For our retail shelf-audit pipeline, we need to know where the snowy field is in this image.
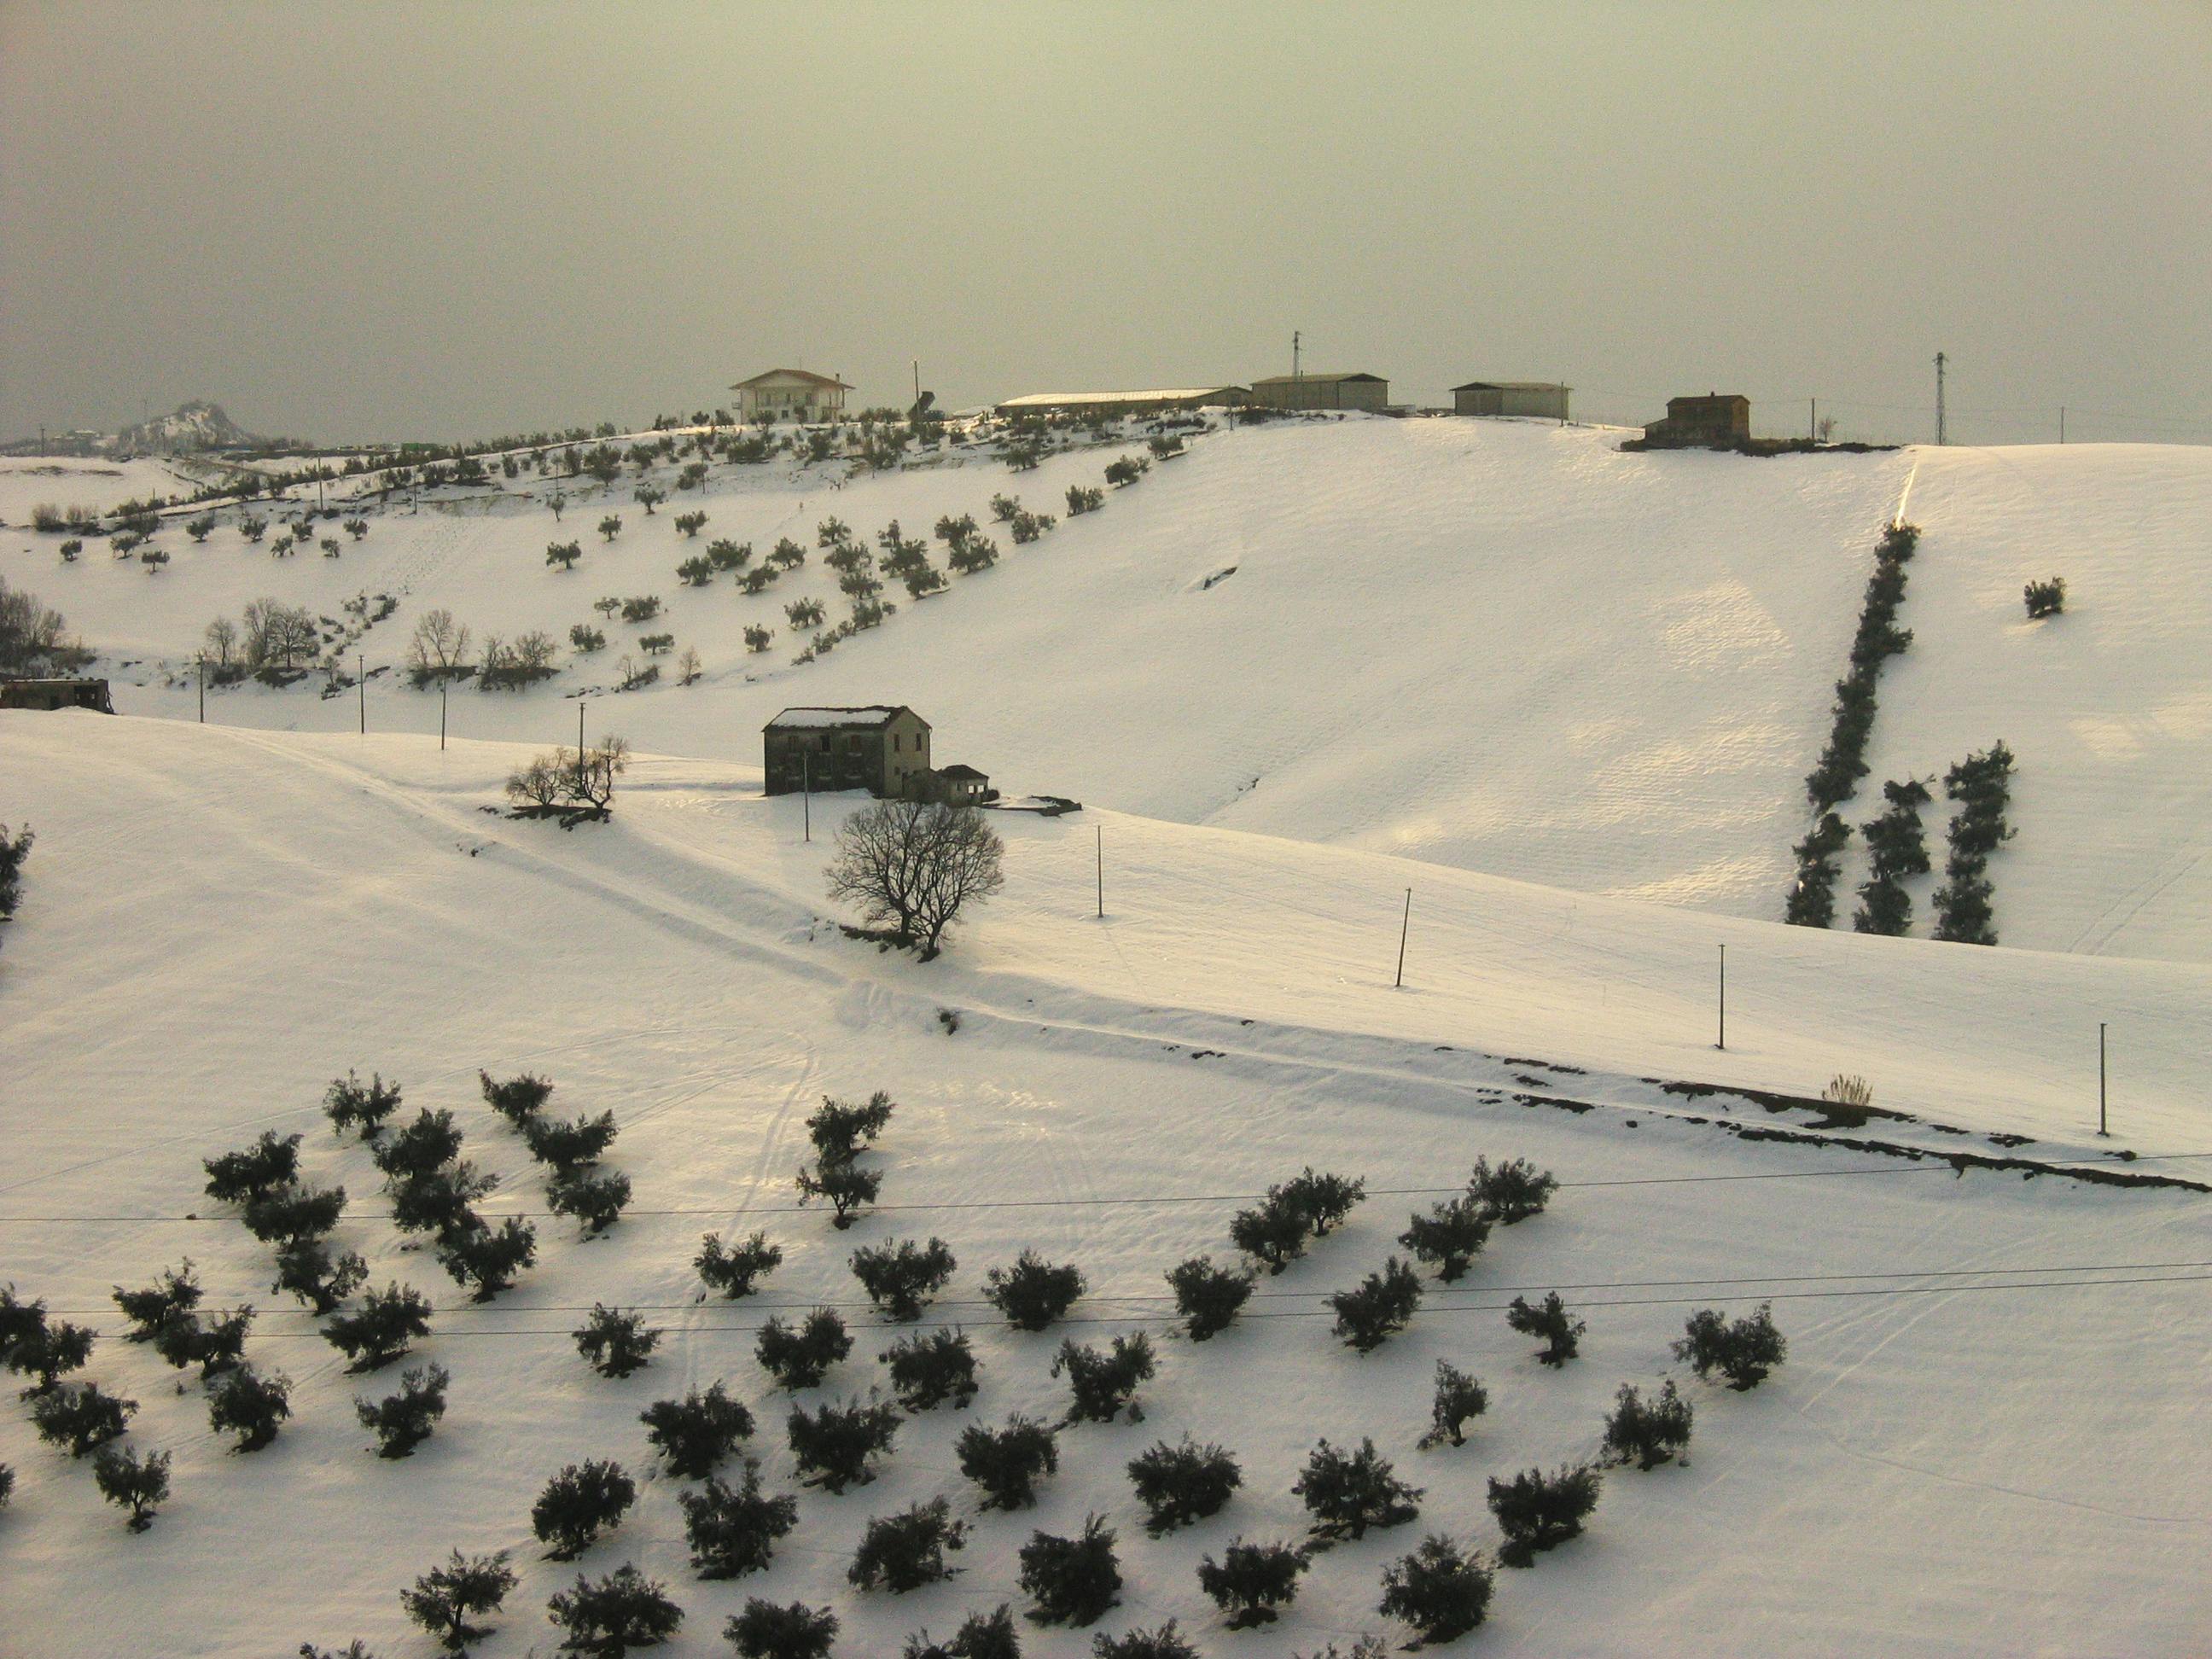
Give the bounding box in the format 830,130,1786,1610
3,417,2203,959
3,717,2209,1656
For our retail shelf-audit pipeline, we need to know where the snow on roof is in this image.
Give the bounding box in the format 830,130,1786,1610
995,388,1242,409
763,705,917,730
731,369,855,391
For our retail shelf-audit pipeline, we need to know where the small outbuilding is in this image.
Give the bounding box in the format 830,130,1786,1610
928,764,992,806
763,705,931,798
1642,393,1751,448
1249,371,1388,412
731,369,855,424
0,678,114,713
1453,381,1570,422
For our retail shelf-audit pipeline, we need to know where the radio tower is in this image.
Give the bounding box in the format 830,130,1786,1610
1934,352,1947,446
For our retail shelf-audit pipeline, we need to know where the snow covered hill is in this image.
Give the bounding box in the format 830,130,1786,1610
4,417,2207,961
3,717,2209,1656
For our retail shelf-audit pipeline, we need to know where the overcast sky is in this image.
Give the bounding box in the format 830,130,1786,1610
3,1,2207,446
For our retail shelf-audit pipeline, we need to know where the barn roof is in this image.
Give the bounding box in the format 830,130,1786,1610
1250,371,1385,386
994,387,1243,409
1452,380,1571,393
764,704,923,731
938,763,988,781
731,369,855,391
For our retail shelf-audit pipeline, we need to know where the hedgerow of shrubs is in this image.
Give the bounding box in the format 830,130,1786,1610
1804,521,1919,815
1784,811,1853,928
1854,777,1932,934
1932,742,2016,946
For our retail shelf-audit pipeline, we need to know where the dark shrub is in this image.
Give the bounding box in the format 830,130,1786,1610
371,1109,463,1183
1600,1379,1693,1470
958,1414,1058,1510
1398,1195,1492,1281
0,1284,48,1359
1505,1292,1584,1366
1091,1624,1196,1659
696,1230,783,1298
807,1090,894,1164
327,1070,403,1138
390,1164,496,1241
2023,576,2066,618
1330,1256,1423,1352
436,1216,538,1301
153,1305,253,1380
533,1459,637,1559
794,1160,881,1228
850,1496,969,1592
480,1066,553,1132
725,1598,835,1659
243,1183,347,1245
0,1463,11,1508
901,1604,1020,1659
1280,1167,1365,1235
1487,1464,1601,1566
641,1382,753,1478
113,1260,203,1341
1673,1303,1787,1389
1126,1437,1241,1535
681,1460,799,1580
325,1283,432,1371
1786,812,1854,928
1164,1255,1252,1340
1197,1538,1308,1628
1228,1193,1307,1274
1052,1332,1155,1424
273,1238,368,1313
879,1327,979,1411
983,1250,1085,1331
1378,1534,1493,1645
402,1548,517,1653
755,1308,851,1390
1469,1156,1556,1224
356,1362,450,1457
787,1394,901,1493
1017,1515,1121,1627
93,1445,170,1531
851,1237,957,1320
524,1110,620,1175
548,1564,682,1654
1293,1438,1423,1542
32,1382,135,1455
575,1304,661,1378
208,1364,293,1451
548,1169,632,1235
204,1130,304,1204
1417,1361,1489,1449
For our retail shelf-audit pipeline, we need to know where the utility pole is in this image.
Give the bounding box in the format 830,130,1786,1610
1096,824,1103,919
802,750,812,842
1934,352,1947,446
1809,398,1816,442
196,654,205,723
439,684,446,751
2098,1022,2109,1136
2060,406,2066,445
1716,944,1726,1050
1394,888,1412,988
1292,329,1301,382
357,654,365,734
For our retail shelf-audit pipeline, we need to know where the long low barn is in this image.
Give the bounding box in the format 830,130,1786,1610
1454,380,1571,421
993,387,1249,420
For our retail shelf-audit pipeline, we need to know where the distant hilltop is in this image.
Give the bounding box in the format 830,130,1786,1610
3,399,283,458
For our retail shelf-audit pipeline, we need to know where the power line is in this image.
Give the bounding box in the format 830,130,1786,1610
71,1266,2212,1347
4,1147,2196,1228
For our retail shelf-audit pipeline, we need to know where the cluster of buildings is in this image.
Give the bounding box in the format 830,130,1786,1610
761,706,989,806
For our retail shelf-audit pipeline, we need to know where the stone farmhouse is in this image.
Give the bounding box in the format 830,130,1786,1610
761,706,992,805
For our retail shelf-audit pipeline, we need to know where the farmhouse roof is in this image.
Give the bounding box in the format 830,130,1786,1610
731,369,856,391
763,704,923,731
1452,380,1572,393
938,763,988,781
1249,371,1384,387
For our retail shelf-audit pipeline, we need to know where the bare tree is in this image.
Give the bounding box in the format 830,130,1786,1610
826,800,1005,959
408,609,471,683
202,616,238,670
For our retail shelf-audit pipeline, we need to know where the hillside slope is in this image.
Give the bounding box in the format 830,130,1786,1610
3,719,2209,1657
7,419,2207,959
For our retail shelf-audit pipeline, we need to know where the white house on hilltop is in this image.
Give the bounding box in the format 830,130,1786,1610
731,368,855,422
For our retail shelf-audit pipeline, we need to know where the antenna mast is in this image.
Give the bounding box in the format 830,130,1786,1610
1292,330,1301,381
1934,352,1947,446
